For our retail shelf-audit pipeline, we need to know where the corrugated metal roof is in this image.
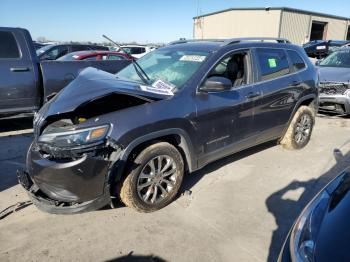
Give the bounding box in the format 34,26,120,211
193,7,350,21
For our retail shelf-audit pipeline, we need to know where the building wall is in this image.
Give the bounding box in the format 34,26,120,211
280,10,349,44
310,14,348,40
194,9,350,44
279,11,310,45
194,10,281,39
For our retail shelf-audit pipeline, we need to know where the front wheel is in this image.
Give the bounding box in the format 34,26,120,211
119,142,184,212
280,105,315,149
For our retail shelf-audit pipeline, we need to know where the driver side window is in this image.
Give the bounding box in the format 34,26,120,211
208,52,249,88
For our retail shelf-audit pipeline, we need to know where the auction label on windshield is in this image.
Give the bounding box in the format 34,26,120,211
180,55,206,62
140,79,175,96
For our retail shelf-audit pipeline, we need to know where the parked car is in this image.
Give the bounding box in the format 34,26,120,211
17,37,318,214
33,41,47,50
278,168,350,262
317,48,350,115
119,45,156,58
57,50,134,61
0,27,131,118
36,43,109,60
303,40,350,58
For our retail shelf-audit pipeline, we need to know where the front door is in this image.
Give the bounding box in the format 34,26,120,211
0,30,38,114
194,50,259,167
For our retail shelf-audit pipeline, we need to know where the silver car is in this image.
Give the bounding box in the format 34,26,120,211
317,48,350,115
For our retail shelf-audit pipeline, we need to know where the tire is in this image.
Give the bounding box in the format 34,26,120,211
280,105,315,150
119,142,184,212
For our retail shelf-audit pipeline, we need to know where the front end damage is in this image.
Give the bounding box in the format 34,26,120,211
18,120,122,214
318,82,350,115
18,91,154,214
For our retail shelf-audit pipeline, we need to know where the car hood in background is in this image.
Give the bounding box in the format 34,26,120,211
318,66,350,83
314,171,350,262
42,67,169,117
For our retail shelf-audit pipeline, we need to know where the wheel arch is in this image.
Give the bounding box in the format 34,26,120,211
290,93,316,120
108,128,196,186
280,93,317,141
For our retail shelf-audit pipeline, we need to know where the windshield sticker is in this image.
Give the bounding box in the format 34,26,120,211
140,85,174,95
316,45,326,50
268,58,277,68
152,79,175,91
180,55,206,62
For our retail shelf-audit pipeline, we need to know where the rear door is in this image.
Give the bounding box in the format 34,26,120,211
0,29,39,114
251,48,302,143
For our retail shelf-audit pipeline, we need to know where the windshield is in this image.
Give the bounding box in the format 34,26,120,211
36,44,54,56
115,48,209,89
319,50,350,68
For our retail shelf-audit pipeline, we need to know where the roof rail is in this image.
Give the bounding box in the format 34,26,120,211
168,39,226,45
168,37,291,46
223,37,291,45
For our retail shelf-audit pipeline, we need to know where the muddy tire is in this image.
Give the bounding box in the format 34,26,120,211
120,142,184,212
280,105,315,150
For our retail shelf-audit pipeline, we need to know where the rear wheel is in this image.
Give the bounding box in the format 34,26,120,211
280,105,315,149
120,142,184,212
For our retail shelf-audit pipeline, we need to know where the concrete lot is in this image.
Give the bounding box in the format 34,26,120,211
0,115,350,262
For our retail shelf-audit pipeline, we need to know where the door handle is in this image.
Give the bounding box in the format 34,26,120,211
10,67,29,72
289,81,301,87
246,92,261,99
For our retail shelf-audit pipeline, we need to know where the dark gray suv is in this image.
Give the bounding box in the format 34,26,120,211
18,38,319,213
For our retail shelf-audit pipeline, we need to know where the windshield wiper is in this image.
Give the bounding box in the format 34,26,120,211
102,34,151,85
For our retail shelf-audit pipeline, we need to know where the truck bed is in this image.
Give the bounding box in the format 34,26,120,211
40,60,131,101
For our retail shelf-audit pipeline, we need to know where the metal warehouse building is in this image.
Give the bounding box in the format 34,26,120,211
193,7,350,45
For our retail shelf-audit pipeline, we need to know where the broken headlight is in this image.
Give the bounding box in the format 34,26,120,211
38,125,110,148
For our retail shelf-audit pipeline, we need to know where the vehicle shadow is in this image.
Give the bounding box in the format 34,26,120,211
105,252,167,262
266,148,350,262
180,140,277,194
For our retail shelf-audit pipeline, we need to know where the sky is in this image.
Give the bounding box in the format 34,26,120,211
1,0,350,44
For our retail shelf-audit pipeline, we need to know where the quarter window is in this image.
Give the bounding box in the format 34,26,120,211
256,49,290,81
287,50,306,71
0,31,20,58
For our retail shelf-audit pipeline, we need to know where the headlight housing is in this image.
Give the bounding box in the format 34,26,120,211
38,124,110,149
289,190,329,262
289,172,348,262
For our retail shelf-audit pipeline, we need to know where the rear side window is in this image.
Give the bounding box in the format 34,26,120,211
0,31,20,58
130,47,145,54
256,48,290,81
287,50,306,71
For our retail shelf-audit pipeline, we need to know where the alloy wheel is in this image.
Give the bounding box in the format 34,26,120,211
294,114,312,145
137,155,178,204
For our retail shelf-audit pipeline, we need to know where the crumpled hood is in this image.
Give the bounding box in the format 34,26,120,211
318,66,350,83
42,67,168,117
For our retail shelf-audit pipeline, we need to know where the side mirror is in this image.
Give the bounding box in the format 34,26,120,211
200,76,232,92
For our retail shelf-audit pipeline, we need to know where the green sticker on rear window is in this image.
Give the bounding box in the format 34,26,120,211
268,58,277,68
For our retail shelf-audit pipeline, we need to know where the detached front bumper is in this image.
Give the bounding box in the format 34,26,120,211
17,143,112,214
319,94,350,115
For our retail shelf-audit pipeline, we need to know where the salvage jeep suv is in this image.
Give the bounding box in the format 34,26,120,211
18,38,319,213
